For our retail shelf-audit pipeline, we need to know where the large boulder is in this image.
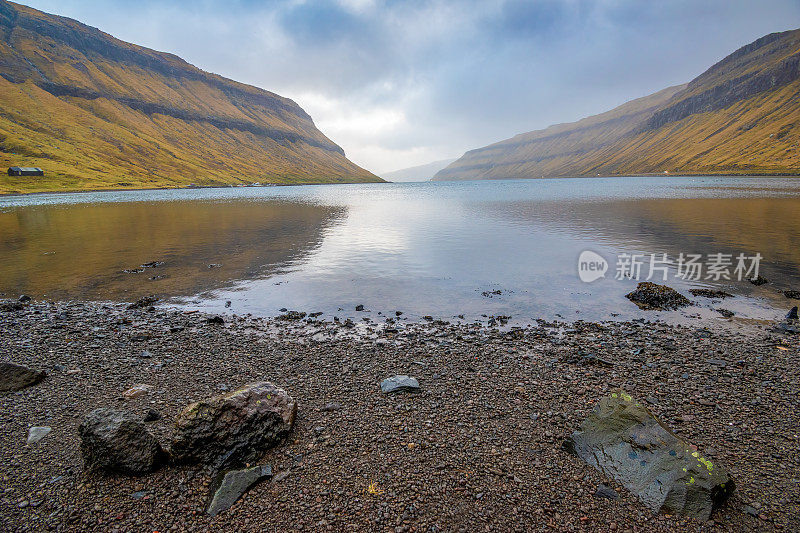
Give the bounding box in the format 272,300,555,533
79,408,165,475
171,382,296,469
626,282,690,310
0,362,46,393
564,390,734,520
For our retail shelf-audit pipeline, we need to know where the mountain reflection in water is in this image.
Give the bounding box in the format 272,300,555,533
1,177,800,323
0,200,344,301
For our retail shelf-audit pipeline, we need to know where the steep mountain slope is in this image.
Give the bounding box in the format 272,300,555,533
0,1,380,194
382,158,457,182
435,28,800,180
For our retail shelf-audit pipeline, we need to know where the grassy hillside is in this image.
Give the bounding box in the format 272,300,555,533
435,28,800,180
0,1,380,194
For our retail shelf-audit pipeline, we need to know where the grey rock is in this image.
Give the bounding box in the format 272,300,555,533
380,375,420,394
79,408,164,475
787,306,799,320
207,465,273,516
743,505,759,517
27,426,51,444
594,483,619,500
320,402,343,412
564,390,734,520
0,362,46,393
171,382,296,469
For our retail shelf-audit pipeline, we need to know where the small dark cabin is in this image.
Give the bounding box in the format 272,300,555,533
7,167,44,177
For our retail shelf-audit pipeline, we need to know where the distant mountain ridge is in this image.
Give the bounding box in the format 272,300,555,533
0,1,380,194
382,158,457,182
435,28,800,180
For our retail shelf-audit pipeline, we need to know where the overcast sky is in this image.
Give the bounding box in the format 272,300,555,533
23,0,800,174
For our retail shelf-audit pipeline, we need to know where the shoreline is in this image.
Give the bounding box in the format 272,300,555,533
3,173,800,198
1,299,798,531
0,179,386,199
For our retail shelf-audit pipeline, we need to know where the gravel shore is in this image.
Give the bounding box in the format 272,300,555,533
1,301,798,531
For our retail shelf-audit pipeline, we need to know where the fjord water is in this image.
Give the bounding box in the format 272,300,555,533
1,177,799,324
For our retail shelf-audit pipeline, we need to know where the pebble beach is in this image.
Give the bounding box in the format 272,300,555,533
1,300,799,531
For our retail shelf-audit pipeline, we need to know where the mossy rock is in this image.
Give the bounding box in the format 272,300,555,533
565,390,734,520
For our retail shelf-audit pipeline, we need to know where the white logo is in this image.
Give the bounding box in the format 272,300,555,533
578,250,608,283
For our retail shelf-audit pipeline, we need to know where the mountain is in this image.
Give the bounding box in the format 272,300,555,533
435,28,800,181
0,1,380,194
382,158,457,182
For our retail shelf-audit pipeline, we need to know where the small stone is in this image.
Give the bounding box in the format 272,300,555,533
689,289,733,299
127,295,159,309
320,402,343,412
594,484,619,500
207,316,225,325
743,505,759,517
380,375,420,394
356,304,365,311
749,275,769,286
784,290,800,300
787,306,799,320
123,384,152,399
27,426,51,444
277,311,306,320
207,465,273,516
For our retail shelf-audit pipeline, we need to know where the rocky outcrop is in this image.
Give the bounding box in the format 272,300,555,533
565,391,734,520
626,282,691,310
0,362,46,393
79,408,165,475
171,382,296,469
645,31,800,131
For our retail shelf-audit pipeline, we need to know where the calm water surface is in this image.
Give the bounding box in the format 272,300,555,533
2,177,800,324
